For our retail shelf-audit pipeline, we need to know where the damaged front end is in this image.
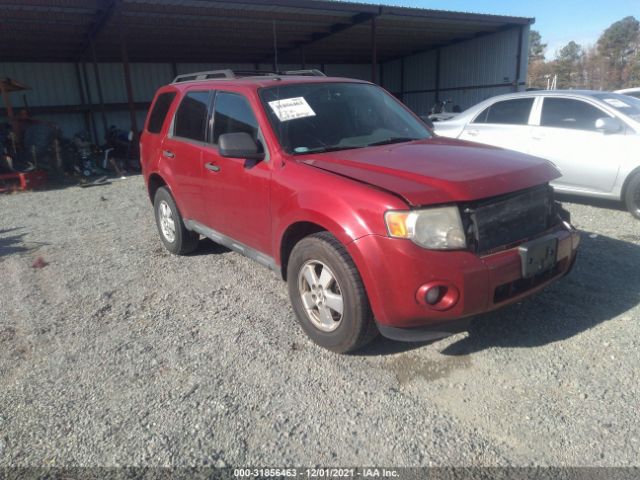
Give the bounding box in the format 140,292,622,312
458,184,573,255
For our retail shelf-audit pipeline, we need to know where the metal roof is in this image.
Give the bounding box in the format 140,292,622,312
0,0,534,64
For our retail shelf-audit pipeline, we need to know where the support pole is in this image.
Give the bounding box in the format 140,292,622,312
370,16,377,84
272,20,279,72
90,39,109,141
400,56,405,101
75,62,98,143
1,85,14,121
435,48,441,103
300,46,306,70
0,85,18,145
117,1,138,137
515,25,524,92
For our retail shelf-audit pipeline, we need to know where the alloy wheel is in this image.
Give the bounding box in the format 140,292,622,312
158,200,176,243
297,260,344,332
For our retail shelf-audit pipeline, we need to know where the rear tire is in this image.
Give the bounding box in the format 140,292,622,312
153,186,199,255
624,172,640,219
287,232,378,353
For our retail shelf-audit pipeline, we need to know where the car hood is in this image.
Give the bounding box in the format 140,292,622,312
297,137,560,206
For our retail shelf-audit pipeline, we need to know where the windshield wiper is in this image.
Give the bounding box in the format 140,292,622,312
293,145,363,155
293,137,421,155
365,137,419,147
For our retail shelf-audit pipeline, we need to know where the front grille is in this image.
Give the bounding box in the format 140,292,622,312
462,185,556,254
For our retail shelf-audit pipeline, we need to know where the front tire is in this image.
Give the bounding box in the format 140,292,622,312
153,186,199,255
625,172,640,219
287,232,378,353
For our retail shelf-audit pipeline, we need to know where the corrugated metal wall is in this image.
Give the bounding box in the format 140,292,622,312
0,63,82,106
381,26,529,116
0,61,378,141
1,26,527,139
0,62,88,142
439,28,520,88
381,58,401,94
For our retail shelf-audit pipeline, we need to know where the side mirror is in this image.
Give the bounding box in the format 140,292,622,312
218,132,264,160
595,117,622,134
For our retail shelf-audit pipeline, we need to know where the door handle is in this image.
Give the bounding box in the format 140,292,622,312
162,150,175,158
205,162,220,172
466,129,479,137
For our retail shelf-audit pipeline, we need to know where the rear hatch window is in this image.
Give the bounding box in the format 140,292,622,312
147,92,176,133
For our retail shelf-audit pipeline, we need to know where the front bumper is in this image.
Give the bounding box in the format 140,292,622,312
346,224,579,335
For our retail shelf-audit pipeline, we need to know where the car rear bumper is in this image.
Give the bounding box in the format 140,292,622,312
346,224,579,335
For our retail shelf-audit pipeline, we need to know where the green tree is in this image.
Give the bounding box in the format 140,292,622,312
597,16,640,89
622,29,640,86
529,30,547,62
555,41,585,88
527,30,548,88
625,60,640,85
583,46,608,90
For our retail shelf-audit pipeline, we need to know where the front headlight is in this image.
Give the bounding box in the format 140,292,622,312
385,206,467,250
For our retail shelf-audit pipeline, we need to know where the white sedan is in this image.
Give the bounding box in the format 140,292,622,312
434,90,640,218
615,87,640,100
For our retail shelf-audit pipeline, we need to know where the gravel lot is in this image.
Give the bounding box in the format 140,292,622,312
1,176,639,467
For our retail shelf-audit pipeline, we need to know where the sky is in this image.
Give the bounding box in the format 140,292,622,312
374,0,640,59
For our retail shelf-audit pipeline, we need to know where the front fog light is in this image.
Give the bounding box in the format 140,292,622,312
416,282,459,310
425,286,441,305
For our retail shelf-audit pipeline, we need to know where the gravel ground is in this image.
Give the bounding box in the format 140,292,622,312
0,176,639,467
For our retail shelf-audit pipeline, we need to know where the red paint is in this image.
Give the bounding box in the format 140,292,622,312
415,282,460,311
141,76,579,331
0,169,47,192
299,137,560,206
346,227,577,328
31,256,48,269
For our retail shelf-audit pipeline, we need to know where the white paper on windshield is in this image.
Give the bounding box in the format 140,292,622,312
603,98,631,108
268,97,316,122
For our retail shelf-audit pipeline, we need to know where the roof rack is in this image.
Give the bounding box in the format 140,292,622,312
280,69,326,77
172,69,326,83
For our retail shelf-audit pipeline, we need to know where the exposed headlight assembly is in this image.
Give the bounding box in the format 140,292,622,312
385,206,467,250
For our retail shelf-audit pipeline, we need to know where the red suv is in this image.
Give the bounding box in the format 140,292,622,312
141,70,579,353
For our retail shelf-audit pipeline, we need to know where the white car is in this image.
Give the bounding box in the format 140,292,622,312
615,87,640,100
434,90,640,218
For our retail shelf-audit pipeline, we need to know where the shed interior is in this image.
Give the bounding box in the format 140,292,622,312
0,0,532,141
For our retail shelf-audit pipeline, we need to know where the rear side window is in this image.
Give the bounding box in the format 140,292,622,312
173,91,210,141
212,92,258,144
541,98,607,131
147,92,176,133
473,98,534,125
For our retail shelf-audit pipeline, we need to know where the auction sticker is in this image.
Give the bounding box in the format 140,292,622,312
268,97,316,122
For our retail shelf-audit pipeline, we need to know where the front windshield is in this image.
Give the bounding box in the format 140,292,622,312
593,92,640,121
259,82,432,154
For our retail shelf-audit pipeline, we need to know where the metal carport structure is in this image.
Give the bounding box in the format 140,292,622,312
0,0,533,142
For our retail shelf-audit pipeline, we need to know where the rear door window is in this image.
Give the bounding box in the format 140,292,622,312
541,98,608,131
173,91,211,142
473,98,534,125
147,92,176,134
212,92,259,144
